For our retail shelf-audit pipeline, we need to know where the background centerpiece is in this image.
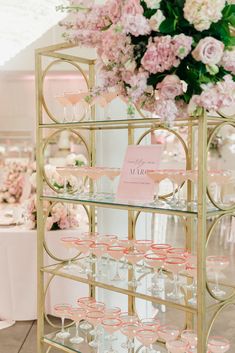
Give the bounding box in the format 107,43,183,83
59,0,235,124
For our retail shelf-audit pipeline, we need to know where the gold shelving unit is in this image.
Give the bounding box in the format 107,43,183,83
36,43,235,353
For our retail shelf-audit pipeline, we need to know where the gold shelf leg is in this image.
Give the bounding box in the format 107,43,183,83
36,51,45,353
197,113,208,353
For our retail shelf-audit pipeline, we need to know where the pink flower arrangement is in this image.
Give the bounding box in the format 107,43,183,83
24,195,79,230
59,0,235,123
0,162,27,204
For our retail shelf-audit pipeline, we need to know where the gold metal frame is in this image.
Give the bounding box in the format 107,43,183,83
36,43,235,353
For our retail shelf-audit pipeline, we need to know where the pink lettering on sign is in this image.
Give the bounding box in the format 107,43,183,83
117,145,163,202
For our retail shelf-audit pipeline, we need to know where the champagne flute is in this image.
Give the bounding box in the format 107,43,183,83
54,303,72,339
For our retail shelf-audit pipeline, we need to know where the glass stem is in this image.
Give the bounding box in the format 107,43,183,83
75,322,79,337
154,183,159,204
215,271,219,291
177,184,181,204
173,273,179,297
115,260,120,278
171,181,176,202
61,317,65,333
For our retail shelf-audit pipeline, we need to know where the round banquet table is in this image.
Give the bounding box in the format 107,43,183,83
0,226,88,321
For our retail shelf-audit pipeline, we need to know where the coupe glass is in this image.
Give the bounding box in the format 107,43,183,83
68,307,86,344
74,239,94,274
135,240,153,274
151,243,172,279
119,313,139,349
165,256,186,300
103,168,121,198
206,256,229,297
170,171,187,208
124,249,145,288
54,303,72,339
60,237,79,271
107,245,125,281
77,297,95,331
55,95,71,123
86,310,105,348
90,242,108,277
95,91,117,120
166,339,189,353
87,301,105,336
186,263,197,306
145,253,167,292
181,330,197,353
102,318,122,353
120,322,140,350
56,167,72,196
64,92,86,122
97,234,118,266
80,232,99,264
85,167,105,198
167,248,189,258
147,171,168,207
118,239,133,270
158,325,180,346
136,328,159,353
207,336,230,353
140,318,160,331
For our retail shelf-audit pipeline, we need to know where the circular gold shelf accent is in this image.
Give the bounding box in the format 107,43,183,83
42,59,89,124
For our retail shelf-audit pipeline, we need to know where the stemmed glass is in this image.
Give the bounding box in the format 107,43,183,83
119,313,139,349
158,325,180,349
55,95,71,123
165,256,187,300
124,249,145,288
107,245,126,281
147,171,168,207
97,234,118,267
207,336,230,353
60,237,79,271
166,339,189,353
136,328,159,353
86,310,105,348
54,304,72,339
94,91,117,120
121,322,140,350
74,239,94,274
145,253,167,292
64,92,86,122
90,242,108,278
77,297,95,331
140,318,160,331
87,301,105,338
85,167,105,199
81,231,99,264
170,171,187,208
103,168,121,198
151,243,172,279
68,307,86,344
186,263,197,306
56,167,72,196
102,318,122,353
118,239,133,270
206,256,229,297
181,330,197,353
135,240,153,274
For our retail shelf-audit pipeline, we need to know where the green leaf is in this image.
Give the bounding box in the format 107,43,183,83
159,18,176,33
228,13,235,26
222,4,235,18
224,35,235,46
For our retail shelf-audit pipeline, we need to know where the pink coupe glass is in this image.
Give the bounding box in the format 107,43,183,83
145,253,167,292
207,336,230,353
136,328,159,353
55,94,70,123
121,322,140,350
60,237,79,271
147,170,168,207
158,324,180,343
124,249,145,288
206,256,229,297
74,239,94,274
165,256,186,300
181,330,197,353
135,240,153,274
166,339,189,353
90,242,108,277
86,310,104,348
103,168,121,198
68,307,86,344
102,318,122,353
186,263,197,306
77,297,95,331
151,243,172,278
54,303,72,339
107,245,125,281
64,92,86,122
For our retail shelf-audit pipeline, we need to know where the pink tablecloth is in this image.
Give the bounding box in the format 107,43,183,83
0,227,88,321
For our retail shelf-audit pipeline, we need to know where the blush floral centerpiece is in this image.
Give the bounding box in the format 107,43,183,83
58,0,235,124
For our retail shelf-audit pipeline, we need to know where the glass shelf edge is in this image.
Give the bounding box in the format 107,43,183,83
41,265,197,314
43,337,81,353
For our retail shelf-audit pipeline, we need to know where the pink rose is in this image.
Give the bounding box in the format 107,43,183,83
123,0,143,15
157,75,184,99
192,37,224,65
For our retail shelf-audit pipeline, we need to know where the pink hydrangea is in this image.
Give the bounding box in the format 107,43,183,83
184,0,226,31
123,0,144,15
220,49,235,74
141,36,180,74
125,70,149,102
122,14,151,36
107,0,122,23
173,34,193,59
155,99,178,124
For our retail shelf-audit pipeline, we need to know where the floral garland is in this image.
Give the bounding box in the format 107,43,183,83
59,0,235,123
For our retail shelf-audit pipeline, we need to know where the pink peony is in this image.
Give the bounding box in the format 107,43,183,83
141,36,180,74
107,0,122,23
192,37,224,65
220,49,235,74
157,75,184,99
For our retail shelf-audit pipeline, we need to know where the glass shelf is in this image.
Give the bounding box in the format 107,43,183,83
41,192,220,217
44,327,167,353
